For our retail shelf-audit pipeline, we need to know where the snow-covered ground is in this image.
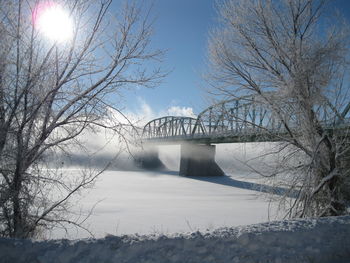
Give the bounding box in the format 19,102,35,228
2,215,349,263
51,169,280,239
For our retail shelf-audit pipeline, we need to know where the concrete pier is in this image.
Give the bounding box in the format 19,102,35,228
179,144,224,177
135,145,165,170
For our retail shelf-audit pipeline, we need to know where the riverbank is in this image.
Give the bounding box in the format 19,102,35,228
1,215,349,263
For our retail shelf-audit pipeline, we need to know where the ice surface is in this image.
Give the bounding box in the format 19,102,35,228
50,169,279,239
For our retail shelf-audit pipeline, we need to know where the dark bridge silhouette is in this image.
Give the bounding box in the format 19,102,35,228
140,94,350,178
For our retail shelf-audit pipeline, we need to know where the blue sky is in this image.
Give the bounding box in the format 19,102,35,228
120,0,350,118
122,0,215,115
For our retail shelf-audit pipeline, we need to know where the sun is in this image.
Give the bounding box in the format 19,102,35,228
33,2,73,43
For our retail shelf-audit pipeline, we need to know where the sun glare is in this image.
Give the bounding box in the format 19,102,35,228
33,2,73,43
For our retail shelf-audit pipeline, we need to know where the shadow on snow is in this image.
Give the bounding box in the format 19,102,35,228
159,170,296,198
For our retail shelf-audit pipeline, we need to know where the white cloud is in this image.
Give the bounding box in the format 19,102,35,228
166,106,196,118
107,98,156,126
138,98,155,121
111,97,197,125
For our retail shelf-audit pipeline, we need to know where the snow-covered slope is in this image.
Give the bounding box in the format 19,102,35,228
1,216,349,263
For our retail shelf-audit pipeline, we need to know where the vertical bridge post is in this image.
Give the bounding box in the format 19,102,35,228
179,144,224,177
136,145,164,170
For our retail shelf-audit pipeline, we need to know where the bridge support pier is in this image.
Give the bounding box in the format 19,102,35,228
179,144,224,177
135,145,165,170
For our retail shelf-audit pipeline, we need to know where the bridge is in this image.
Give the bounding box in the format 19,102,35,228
139,93,350,176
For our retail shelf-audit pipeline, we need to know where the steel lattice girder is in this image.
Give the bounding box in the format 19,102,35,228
142,94,350,143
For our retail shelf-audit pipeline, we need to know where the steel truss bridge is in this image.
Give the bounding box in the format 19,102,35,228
142,94,350,144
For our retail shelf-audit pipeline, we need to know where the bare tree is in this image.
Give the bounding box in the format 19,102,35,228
0,0,163,238
208,0,350,218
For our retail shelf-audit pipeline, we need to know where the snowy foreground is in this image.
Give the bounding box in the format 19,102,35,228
1,215,349,263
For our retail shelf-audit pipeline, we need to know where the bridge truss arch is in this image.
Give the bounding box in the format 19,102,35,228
142,94,350,144
142,116,205,141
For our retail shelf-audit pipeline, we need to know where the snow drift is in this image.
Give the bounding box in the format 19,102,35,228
1,215,349,263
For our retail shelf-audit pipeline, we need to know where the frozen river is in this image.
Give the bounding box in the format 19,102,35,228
51,169,279,239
